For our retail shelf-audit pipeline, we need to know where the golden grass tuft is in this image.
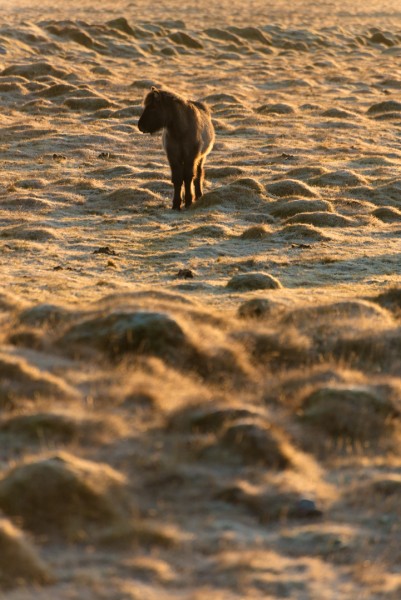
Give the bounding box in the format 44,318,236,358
240,224,271,239
298,384,400,448
0,353,79,408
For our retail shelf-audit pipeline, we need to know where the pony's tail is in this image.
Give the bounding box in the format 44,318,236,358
192,100,211,114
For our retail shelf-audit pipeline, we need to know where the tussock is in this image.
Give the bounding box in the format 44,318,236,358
308,169,367,187
238,297,284,319
266,179,318,198
0,411,122,445
1,224,59,241
370,287,401,314
298,384,400,446
58,306,253,385
277,223,330,241
0,452,130,539
0,519,52,588
240,224,271,239
284,211,355,227
270,198,334,218
226,271,282,291
217,420,293,468
168,403,260,433
18,302,73,326
371,206,401,222
194,178,269,210
282,300,392,336
235,326,312,368
97,520,180,549
0,353,79,408
346,475,401,514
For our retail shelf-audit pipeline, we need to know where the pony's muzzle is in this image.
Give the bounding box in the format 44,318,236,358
138,117,150,133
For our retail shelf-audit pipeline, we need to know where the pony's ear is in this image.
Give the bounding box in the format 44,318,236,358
151,86,160,96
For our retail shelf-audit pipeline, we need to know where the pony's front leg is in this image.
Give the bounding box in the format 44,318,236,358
183,160,195,208
170,162,184,210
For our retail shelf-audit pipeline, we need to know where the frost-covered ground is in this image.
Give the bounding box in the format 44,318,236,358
1,1,401,598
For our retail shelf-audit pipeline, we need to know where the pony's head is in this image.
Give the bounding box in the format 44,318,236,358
138,87,166,134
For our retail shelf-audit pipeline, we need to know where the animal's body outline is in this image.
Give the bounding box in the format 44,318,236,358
138,87,215,210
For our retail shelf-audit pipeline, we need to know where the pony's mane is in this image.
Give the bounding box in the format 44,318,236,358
144,87,211,114
159,89,187,104
145,87,187,106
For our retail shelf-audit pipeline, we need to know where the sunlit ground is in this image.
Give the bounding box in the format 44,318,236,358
0,1,401,599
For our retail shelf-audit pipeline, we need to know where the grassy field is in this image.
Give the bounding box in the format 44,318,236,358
0,1,401,598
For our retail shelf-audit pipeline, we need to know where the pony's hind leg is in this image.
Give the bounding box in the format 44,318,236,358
170,162,184,210
183,160,195,208
194,158,205,200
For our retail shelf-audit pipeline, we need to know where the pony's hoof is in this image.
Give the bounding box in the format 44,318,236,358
172,204,181,211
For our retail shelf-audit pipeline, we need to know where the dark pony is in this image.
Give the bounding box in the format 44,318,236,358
138,87,215,210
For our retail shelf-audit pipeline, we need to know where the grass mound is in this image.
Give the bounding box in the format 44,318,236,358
227,272,282,291
372,206,401,222
270,198,333,218
0,452,130,539
346,475,401,515
238,298,281,319
1,224,58,241
284,211,355,227
60,308,251,385
266,179,318,198
240,225,271,239
168,403,259,433
308,169,367,188
0,519,52,589
0,354,78,408
277,223,329,241
60,310,192,361
195,178,269,210
298,385,399,446
0,412,118,446
283,300,391,334
217,421,292,468
370,287,401,314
